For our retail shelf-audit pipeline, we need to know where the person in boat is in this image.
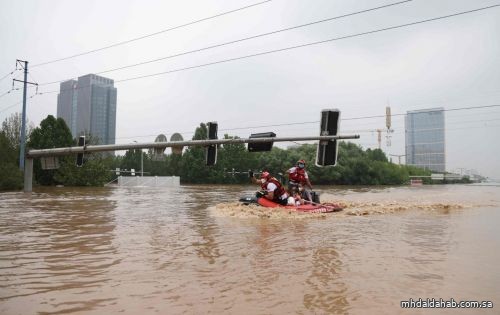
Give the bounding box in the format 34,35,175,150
249,170,290,205
290,188,304,206
287,159,313,201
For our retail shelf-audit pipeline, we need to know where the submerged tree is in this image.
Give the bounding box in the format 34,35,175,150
0,131,23,190
27,115,73,185
27,115,112,186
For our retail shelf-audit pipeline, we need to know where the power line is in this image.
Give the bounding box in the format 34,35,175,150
38,0,413,86
112,104,500,141
115,120,500,144
0,85,23,99
0,89,16,99
30,0,272,68
0,92,39,114
0,101,22,114
36,4,500,95
17,61,39,92
347,109,500,130
0,69,18,83
111,107,500,141
250,114,500,136
343,104,500,121
351,118,500,134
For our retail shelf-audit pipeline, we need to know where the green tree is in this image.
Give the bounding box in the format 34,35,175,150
27,115,73,185
54,155,113,186
25,116,112,187
214,134,248,183
55,133,113,186
1,112,34,151
120,149,143,174
366,148,388,162
0,131,23,190
178,123,218,183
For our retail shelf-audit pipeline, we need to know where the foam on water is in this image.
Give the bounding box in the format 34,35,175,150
211,198,487,219
211,202,331,219
338,200,469,216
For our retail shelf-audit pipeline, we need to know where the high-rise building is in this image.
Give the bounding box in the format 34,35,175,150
57,74,117,145
405,107,445,172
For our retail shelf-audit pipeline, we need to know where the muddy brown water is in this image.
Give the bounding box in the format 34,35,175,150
1,184,499,314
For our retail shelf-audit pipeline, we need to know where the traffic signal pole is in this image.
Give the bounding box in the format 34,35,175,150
23,134,360,192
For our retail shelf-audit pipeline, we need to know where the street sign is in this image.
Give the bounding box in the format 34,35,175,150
41,156,59,170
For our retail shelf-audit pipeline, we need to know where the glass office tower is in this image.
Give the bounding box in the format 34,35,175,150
405,108,445,172
57,74,117,145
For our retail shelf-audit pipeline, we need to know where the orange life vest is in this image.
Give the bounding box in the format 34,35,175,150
261,177,287,201
289,167,307,184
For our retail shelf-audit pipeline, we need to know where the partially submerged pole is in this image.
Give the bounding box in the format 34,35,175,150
24,158,33,193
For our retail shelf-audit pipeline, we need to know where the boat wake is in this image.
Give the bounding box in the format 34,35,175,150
339,200,469,216
211,202,331,219
211,199,491,219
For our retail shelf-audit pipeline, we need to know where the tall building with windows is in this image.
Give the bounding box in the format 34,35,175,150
405,107,445,172
57,74,117,144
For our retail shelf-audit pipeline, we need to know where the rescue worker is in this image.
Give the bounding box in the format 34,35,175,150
287,159,313,201
249,170,289,205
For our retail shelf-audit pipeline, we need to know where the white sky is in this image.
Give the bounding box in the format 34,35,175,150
1,0,499,179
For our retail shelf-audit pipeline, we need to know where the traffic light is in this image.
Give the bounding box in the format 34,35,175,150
76,136,85,167
206,122,218,166
248,132,276,152
316,109,340,166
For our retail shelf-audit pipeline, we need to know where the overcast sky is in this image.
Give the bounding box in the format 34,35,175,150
1,0,499,179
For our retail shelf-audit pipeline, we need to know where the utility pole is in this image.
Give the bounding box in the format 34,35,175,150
13,60,37,171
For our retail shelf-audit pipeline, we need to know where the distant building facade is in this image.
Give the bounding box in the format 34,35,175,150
57,74,117,144
405,107,445,172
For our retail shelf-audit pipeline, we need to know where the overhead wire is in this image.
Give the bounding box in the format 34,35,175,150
0,101,22,114
112,104,500,142
0,89,16,99
115,122,500,146
32,3,500,97
38,0,413,86
17,60,39,85
36,3,500,94
112,107,500,141
0,89,41,114
0,72,16,87
4,4,499,139
30,0,272,68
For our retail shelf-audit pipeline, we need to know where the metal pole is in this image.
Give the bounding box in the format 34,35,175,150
23,158,33,192
19,60,28,171
141,149,143,177
27,135,360,157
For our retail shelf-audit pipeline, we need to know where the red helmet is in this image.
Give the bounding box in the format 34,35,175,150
297,159,306,168
260,171,271,180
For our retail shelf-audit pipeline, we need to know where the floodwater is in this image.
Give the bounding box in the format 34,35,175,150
1,184,499,315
